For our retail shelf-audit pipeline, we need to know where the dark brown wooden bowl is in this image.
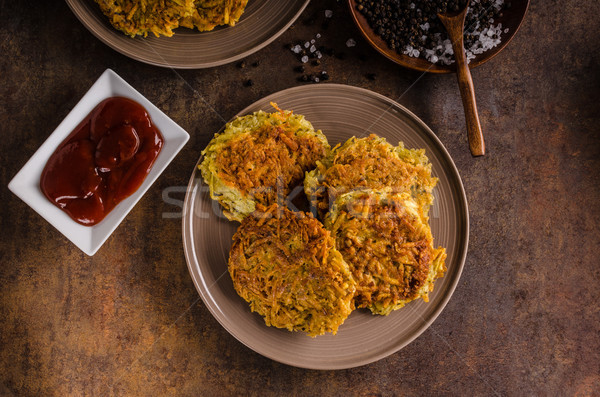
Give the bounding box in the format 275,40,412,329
348,0,530,73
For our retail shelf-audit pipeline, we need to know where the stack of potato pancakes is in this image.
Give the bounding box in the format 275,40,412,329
95,0,248,37
200,105,446,337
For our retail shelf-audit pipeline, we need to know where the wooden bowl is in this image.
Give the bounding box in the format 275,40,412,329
348,0,530,73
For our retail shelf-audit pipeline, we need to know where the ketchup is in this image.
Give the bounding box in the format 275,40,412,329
40,97,164,226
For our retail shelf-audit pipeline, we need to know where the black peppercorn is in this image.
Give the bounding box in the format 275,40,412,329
357,0,507,65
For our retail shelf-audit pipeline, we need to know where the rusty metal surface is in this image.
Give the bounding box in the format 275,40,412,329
1,0,599,395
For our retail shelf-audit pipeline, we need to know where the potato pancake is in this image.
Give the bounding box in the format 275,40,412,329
180,0,248,31
325,190,446,315
200,105,329,222
304,134,437,220
228,205,356,337
95,0,194,37
95,0,248,37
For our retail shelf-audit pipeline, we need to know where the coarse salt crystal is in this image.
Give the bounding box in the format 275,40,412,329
310,45,316,53
346,38,356,47
380,0,508,66
301,55,309,63
325,10,333,18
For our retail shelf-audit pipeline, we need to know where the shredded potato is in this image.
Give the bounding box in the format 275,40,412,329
200,105,329,222
304,134,438,220
228,205,356,336
95,0,248,37
325,190,446,315
180,0,248,31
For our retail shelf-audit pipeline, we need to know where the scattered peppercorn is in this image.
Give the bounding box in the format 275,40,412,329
244,79,254,87
237,60,246,68
366,73,377,81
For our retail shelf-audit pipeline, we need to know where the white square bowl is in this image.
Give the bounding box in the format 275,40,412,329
8,69,189,256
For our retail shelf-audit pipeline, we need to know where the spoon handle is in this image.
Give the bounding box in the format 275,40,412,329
439,9,486,156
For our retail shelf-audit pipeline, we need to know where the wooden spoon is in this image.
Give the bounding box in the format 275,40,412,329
438,1,486,156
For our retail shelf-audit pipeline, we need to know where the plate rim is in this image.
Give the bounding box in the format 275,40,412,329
182,83,469,369
64,0,311,69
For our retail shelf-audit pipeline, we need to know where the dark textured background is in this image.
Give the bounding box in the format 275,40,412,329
1,0,599,395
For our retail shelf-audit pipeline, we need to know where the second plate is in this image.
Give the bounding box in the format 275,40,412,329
66,0,309,68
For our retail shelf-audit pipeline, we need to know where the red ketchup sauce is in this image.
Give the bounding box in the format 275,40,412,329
40,97,164,226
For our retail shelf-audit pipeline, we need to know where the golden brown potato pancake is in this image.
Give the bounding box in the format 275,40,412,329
304,134,437,220
325,190,446,315
228,205,356,336
95,0,248,37
200,106,329,222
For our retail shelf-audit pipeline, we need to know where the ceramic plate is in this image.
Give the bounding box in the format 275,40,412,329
65,0,309,69
182,84,468,369
8,69,189,256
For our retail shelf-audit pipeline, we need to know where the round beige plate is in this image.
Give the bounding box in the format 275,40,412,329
182,84,469,369
65,0,309,69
